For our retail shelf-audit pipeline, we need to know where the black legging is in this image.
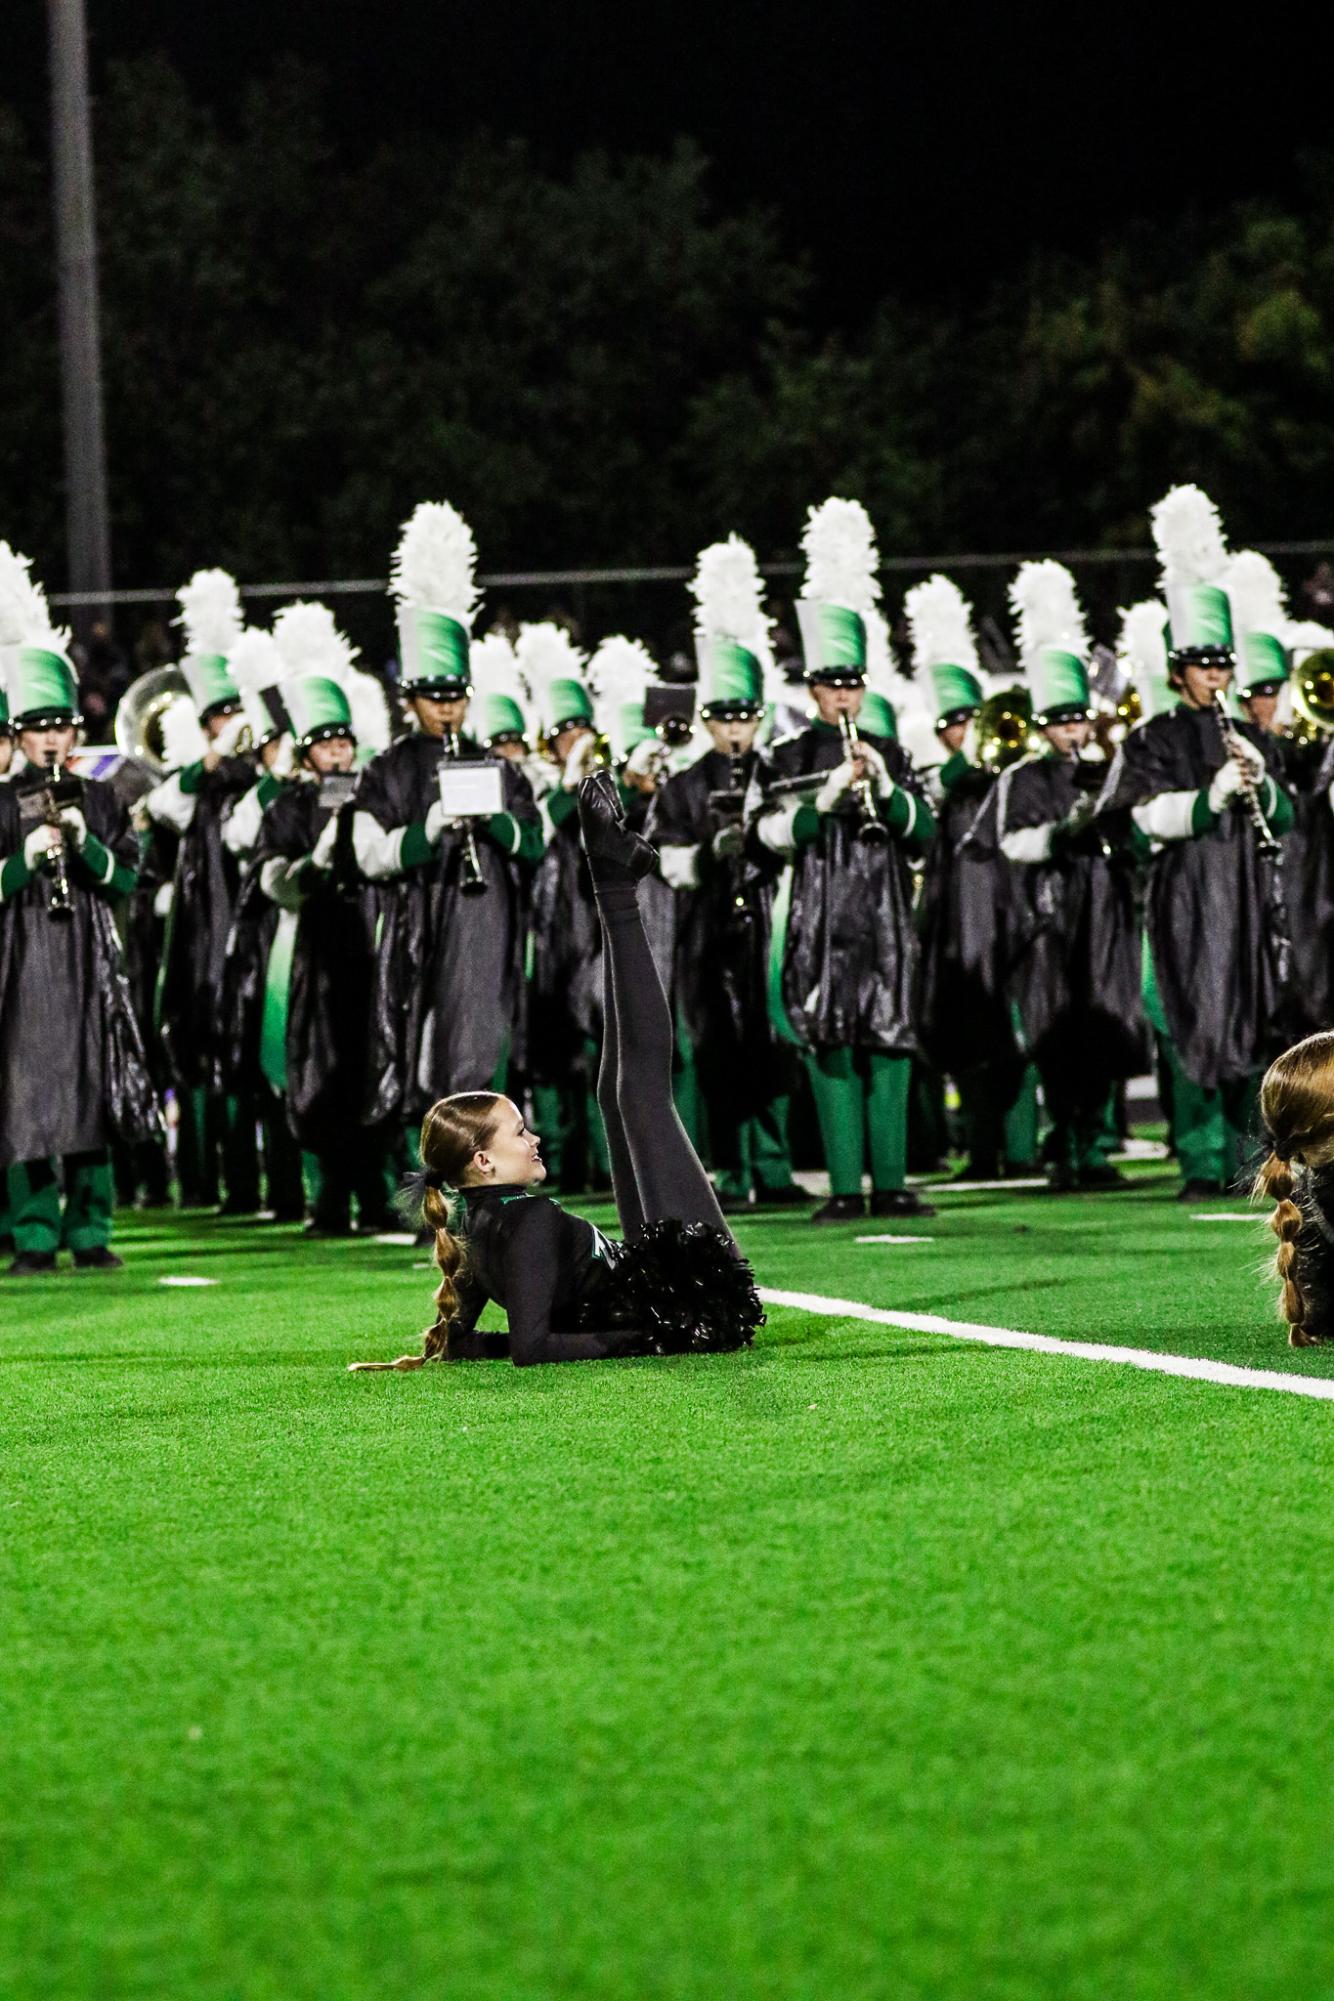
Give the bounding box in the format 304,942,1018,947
594,880,730,1242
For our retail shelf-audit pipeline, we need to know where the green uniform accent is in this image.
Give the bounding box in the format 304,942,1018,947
698,638,763,709
10,645,79,721
930,664,983,721
260,910,297,1095
796,600,867,674
1144,938,1253,1186
1166,582,1233,652
805,1047,912,1196
1029,647,1090,719
284,674,353,742
545,787,579,831
8,1152,114,1254
398,607,470,688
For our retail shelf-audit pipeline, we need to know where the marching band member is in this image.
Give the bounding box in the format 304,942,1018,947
1096,487,1294,1199
646,536,806,1209
0,624,159,1274
747,498,936,1224
965,562,1143,1191
354,503,542,1133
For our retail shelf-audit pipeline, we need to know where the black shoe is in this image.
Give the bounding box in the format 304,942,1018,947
73,1247,124,1272
954,1158,1001,1182
870,1189,937,1220
1178,1178,1225,1201
753,1183,813,1207
810,1195,866,1224
355,1212,397,1236
216,1198,260,1218
1078,1163,1130,1190
303,1214,353,1239
6,1251,57,1277
1045,1162,1078,1193
717,1190,755,1214
576,771,658,884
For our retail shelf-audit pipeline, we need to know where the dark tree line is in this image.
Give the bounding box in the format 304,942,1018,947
2,55,1332,597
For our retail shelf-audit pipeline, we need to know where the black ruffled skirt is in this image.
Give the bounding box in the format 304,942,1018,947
574,1220,764,1356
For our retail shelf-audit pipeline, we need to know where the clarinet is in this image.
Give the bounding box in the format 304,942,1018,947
723,744,753,934
1212,694,1281,857
42,751,75,921
444,728,488,896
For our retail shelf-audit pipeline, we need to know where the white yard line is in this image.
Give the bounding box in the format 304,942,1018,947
158,1275,217,1288
1190,1213,1262,1223
855,1234,932,1245
759,1287,1334,1403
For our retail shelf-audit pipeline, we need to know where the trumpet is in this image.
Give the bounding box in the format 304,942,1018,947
1212,694,1281,858
838,712,890,845
445,728,488,896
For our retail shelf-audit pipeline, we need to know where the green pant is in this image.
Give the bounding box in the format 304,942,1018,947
7,1152,115,1255
1161,1044,1259,1187
713,1094,798,1201
805,1048,911,1197
957,1062,1040,1173
1041,1075,1118,1173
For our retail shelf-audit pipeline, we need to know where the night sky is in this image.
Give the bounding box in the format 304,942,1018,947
12,2,1325,321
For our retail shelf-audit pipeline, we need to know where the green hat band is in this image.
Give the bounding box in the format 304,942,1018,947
696,635,763,708
11,645,79,720
1030,648,1090,718
543,676,594,731
858,689,897,739
400,607,470,688
797,600,867,675
929,661,983,720
479,692,526,741
183,652,241,716
1167,582,1233,653
1237,630,1288,692
283,674,353,742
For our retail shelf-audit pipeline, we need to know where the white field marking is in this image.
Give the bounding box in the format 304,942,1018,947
158,1275,217,1288
1190,1213,1262,1223
758,1287,1334,1404
855,1234,932,1245
937,1176,1048,1194
371,1232,417,1247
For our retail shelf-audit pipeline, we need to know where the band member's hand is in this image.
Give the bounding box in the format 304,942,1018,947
712,824,745,861
1208,759,1247,812
211,713,250,761
58,806,88,849
23,824,62,869
309,819,341,872
1231,737,1265,780
424,801,447,844
563,735,599,789
858,744,894,799
814,763,854,813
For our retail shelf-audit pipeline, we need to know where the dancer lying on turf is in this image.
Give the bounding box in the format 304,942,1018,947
351,771,763,1368
1255,1029,1334,1347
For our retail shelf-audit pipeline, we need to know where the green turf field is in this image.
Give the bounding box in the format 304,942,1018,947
5,1160,1334,2000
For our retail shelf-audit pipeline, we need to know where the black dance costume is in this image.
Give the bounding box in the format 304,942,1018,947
442,773,763,1365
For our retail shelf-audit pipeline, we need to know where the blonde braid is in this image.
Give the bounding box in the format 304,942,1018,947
1255,1151,1323,1347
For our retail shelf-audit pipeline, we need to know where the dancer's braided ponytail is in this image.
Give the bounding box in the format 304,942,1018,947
1255,1033,1334,1348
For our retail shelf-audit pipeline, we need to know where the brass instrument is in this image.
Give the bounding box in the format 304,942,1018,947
970,687,1040,774
445,728,488,896
1212,694,1281,858
113,666,194,777
838,711,890,845
41,752,77,920
1291,648,1334,741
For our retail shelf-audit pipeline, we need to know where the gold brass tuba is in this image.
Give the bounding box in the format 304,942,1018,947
970,687,1039,773
113,667,194,777
1291,649,1334,741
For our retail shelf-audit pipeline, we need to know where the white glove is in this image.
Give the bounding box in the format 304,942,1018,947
425,800,447,844
562,735,599,788
858,744,894,800
212,712,249,758
23,824,61,869
712,823,745,861
310,818,341,872
625,738,660,779
1208,760,1247,812
59,806,88,849
814,761,854,814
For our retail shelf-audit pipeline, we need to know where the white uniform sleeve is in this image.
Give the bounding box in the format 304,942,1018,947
222,785,266,858
1000,823,1056,864
1132,791,1199,843
756,802,805,858
352,809,406,880
657,843,701,889
144,772,198,834
258,855,309,912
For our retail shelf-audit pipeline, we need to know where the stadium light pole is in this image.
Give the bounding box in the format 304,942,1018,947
47,0,112,631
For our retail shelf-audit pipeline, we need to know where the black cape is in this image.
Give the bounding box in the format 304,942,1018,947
914,758,1020,1072
253,780,387,1151
528,802,601,1086
0,773,161,1166
1095,705,1290,1089
747,723,930,1054
355,733,539,1123
1275,734,1334,1040
966,752,1145,1082
156,755,257,1090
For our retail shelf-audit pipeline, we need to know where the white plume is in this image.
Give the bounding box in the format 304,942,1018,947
470,631,528,701
1009,560,1089,661
1284,617,1334,654
161,695,208,771
272,601,358,681
175,568,243,655
0,542,52,647
689,535,773,649
228,626,285,697
348,670,391,754
1150,484,1229,587
800,497,882,612
389,501,480,623
1224,549,1288,636
904,574,978,671
588,634,655,734
514,621,587,704
1116,601,1170,677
